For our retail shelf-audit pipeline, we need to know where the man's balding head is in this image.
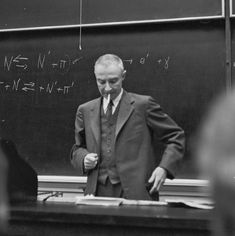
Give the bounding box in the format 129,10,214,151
94,54,124,75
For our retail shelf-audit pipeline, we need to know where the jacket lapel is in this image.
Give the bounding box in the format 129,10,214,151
115,91,135,137
90,98,101,150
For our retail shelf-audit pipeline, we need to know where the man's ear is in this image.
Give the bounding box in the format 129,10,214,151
122,70,127,80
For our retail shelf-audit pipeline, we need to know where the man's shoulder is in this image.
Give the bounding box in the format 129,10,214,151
126,92,162,111
78,97,100,110
127,92,153,104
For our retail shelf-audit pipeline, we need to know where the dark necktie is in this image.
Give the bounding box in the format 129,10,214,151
106,100,113,120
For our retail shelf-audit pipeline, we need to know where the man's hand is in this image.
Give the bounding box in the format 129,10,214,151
148,167,167,194
84,153,99,171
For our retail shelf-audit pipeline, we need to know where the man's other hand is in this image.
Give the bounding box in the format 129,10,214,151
84,153,98,171
148,167,167,194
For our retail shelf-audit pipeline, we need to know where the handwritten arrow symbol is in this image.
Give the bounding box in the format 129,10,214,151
13,54,21,63
24,82,35,87
22,87,35,92
16,64,28,70
18,57,28,60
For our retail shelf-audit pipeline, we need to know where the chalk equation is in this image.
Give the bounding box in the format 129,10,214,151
4,53,78,74
0,78,74,95
1,52,171,97
3,52,171,74
123,53,170,70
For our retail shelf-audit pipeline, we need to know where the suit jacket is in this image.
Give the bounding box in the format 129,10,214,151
71,91,185,200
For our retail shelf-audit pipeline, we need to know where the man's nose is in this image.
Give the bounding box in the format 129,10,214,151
104,82,111,91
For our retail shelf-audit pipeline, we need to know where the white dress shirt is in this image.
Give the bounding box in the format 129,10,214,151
103,89,123,115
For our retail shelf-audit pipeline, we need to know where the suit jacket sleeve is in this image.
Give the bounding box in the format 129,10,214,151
70,105,89,175
146,96,185,178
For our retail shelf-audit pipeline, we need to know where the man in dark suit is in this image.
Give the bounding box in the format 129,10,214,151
71,54,185,200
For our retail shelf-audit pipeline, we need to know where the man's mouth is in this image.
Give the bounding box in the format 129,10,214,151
103,92,112,97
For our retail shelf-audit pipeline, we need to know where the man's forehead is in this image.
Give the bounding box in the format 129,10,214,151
95,64,123,76
95,63,121,71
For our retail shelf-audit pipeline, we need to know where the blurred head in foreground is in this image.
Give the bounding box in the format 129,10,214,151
198,91,235,184
197,90,235,236
0,138,38,204
0,141,8,234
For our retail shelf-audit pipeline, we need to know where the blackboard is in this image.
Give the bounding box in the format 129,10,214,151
82,0,224,24
0,0,224,30
0,0,80,29
0,21,226,177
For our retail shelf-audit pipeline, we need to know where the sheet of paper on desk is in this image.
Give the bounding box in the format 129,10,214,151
75,196,123,206
166,199,214,210
122,199,167,206
75,196,167,206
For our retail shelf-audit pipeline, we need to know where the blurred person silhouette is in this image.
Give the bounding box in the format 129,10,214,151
197,90,235,236
0,141,8,235
0,138,38,204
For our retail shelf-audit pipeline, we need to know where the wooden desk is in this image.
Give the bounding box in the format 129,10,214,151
9,202,212,236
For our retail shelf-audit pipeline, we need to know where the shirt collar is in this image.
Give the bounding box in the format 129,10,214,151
103,88,123,111
112,88,123,108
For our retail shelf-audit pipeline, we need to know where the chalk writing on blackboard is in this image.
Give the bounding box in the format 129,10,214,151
3,52,171,73
4,55,29,71
4,53,74,74
123,53,170,70
1,52,171,98
0,78,74,95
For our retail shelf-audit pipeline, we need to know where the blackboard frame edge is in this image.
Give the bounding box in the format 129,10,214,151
229,0,235,17
0,15,225,33
230,0,233,16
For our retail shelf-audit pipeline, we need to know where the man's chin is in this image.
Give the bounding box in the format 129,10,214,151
102,93,109,98
110,94,117,100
